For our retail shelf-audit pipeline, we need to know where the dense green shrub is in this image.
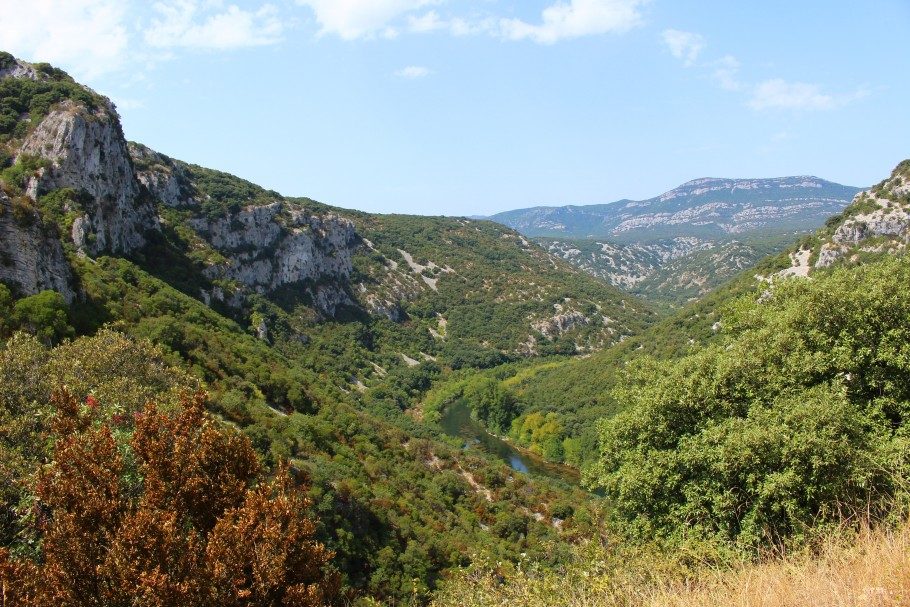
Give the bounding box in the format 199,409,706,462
463,376,520,434
588,256,910,548
0,66,101,140
0,290,73,345
0,155,49,195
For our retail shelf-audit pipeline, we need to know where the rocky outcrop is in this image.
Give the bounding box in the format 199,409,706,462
128,143,197,208
544,236,759,306
0,59,37,81
0,192,74,301
19,100,159,255
185,201,359,316
532,309,589,338
764,161,910,278
814,166,910,269
544,237,712,289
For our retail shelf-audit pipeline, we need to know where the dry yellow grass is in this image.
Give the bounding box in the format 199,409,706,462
432,521,910,607
650,523,910,607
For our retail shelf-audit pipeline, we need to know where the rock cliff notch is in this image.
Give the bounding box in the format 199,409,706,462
775,160,910,274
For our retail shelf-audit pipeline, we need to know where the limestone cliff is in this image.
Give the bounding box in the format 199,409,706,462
0,191,74,300
0,56,160,299
20,99,159,255
126,143,361,316
190,201,359,316
815,162,910,267
128,142,197,208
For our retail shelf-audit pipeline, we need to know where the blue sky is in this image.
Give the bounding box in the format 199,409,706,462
1,0,907,215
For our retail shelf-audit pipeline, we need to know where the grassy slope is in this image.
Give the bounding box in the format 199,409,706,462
432,519,910,607
0,60,648,601
350,212,656,352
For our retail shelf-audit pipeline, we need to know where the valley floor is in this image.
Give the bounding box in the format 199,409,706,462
432,520,910,607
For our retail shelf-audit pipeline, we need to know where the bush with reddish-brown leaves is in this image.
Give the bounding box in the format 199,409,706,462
0,390,341,607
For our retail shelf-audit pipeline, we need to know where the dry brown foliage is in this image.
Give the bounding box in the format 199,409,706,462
0,390,341,607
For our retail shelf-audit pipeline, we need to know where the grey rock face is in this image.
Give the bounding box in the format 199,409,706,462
128,142,409,320
814,170,910,269
0,192,74,301
20,100,159,255
185,201,359,317
0,59,38,81
532,310,589,338
128,143,197,208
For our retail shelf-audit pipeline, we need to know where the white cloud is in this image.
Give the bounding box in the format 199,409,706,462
297,0,437,40
111,97,146,110
748,79,868,111
145,1,284,49
660,29,869,113
0,0,129,79
407,10,445,33
711,54,742,91
661,29,704,67
499,0,647,45
295,0,644,43
407,10,491,36
395,65,432,79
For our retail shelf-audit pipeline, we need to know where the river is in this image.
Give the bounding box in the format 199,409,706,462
439,398,579,485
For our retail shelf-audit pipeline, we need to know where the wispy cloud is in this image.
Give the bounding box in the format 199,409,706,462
662,29,868,112
111,97,146,111
661,29,704,67
710,55,743,91
771,130,790,142
499,0,648,45
145,1,284,49
0,0,286,82
748,79,869,111
395,65,432,79
407,10,490,37
296,0,437,40
295,0,647,44
0,0,129,79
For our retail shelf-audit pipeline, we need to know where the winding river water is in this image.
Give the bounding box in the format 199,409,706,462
439,399,579,485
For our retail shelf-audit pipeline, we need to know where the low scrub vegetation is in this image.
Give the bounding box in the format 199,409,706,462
433,518,910,607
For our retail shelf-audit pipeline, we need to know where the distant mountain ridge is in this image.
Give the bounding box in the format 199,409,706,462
488,176,862,242
486,177,862,307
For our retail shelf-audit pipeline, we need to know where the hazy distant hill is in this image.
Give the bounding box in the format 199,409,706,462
487,177,861,306
489,177,861,241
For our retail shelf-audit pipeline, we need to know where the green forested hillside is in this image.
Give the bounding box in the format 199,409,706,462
0,56,624,604
432,167,910,606
132,151,655,367
1,258,602,602
2,51,909,607
461,162,909,470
